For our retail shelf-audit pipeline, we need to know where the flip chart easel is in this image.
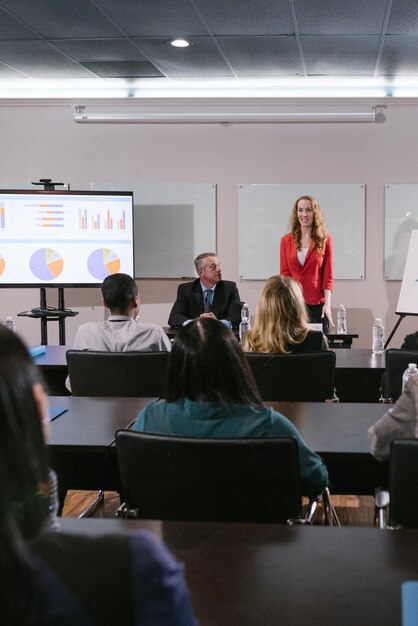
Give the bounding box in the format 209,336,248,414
385,230,418,348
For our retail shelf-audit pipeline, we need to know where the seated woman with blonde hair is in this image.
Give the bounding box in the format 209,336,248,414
242,275,328,354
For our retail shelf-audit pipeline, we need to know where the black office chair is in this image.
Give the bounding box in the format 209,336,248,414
116,430,339,525
66,350,170,397
245,351,338,401
375,439,418,529
379,348,418,402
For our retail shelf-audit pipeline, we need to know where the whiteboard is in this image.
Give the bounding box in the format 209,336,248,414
238,184,365,280
385,185,418,280
91,183,216,278
397,230,418,314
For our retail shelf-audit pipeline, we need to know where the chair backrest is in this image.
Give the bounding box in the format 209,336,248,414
389,439,418,528
382,348,418,401
116,430,302,523
66,350,170,397
245,351,336,401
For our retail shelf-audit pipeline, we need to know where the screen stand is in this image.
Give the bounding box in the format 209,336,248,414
18,288,78,346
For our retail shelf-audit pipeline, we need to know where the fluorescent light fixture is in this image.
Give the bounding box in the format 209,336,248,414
73,108,376,124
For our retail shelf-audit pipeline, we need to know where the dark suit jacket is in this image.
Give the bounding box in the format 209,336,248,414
401,332,418,350
168,279,242,328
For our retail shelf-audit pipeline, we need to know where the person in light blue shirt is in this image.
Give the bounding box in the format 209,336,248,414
134,318,329,498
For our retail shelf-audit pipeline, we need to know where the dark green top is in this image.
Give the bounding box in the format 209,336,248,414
134,397,328,497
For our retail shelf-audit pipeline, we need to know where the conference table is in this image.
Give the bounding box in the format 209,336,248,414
268,401,389,494
58,517,418,626
48,396,390,495
48,395,153,493
36,346,385,402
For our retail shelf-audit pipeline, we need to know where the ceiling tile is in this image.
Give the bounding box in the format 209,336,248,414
379,35,418,74
294,0,387,35
387,0,418,34
81,60,163,78
192,0,294,35
217,36,302,76
134,37,234,77
52,39,146,62
0,8,39,39
0,0,121,38
94,0,207,37
0,41,94,78
301,36,380,75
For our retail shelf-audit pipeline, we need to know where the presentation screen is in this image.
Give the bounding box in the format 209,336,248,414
0,190,134,287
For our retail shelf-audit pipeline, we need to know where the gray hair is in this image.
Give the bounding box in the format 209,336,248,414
194,252,217,274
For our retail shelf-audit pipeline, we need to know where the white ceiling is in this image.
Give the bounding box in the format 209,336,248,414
1,0,418,98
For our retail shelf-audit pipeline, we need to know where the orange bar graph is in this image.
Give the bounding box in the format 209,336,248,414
107,210,110,229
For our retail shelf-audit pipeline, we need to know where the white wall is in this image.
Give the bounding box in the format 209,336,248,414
0,98,417,348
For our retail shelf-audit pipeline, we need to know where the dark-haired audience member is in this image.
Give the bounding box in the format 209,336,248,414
0,324,197,625
134,318,328,498
243,275,328,354
67,272,171,390
73,272,171,352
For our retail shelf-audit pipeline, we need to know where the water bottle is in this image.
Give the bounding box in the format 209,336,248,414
4,316,16,333
372,318,384,354
336,304,347,335
239,303,251,342
402,363,418,392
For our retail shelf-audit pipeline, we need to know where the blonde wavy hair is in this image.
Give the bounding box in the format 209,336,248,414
290,195,328,252
243,275,310,353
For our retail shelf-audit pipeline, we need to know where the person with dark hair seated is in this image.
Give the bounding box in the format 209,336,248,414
401,331,418,350
133,318,329,498
73,272,171,352
0,324,197,625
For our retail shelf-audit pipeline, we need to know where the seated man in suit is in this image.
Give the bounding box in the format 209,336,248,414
73,272,171,352
168,252,242,329
401,332,418,350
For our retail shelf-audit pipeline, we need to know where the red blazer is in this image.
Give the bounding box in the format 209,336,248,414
280,232,334,306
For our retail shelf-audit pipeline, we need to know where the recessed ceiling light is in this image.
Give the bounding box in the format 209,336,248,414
169,39,191,48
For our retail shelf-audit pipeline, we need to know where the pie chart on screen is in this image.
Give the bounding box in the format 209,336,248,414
30,248,63,280
0,254,4,276
87,248,121,280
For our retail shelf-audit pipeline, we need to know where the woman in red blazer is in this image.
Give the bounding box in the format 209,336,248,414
280,195,334,331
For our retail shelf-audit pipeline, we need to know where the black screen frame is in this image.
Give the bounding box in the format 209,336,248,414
0,189,135,288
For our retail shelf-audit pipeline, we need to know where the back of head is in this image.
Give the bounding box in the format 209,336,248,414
101,273,138,312
166,318,262,407
243,275,309,353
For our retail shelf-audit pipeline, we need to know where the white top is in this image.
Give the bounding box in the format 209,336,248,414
72,316,171,352
66,316,171,391
297,247,308,265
